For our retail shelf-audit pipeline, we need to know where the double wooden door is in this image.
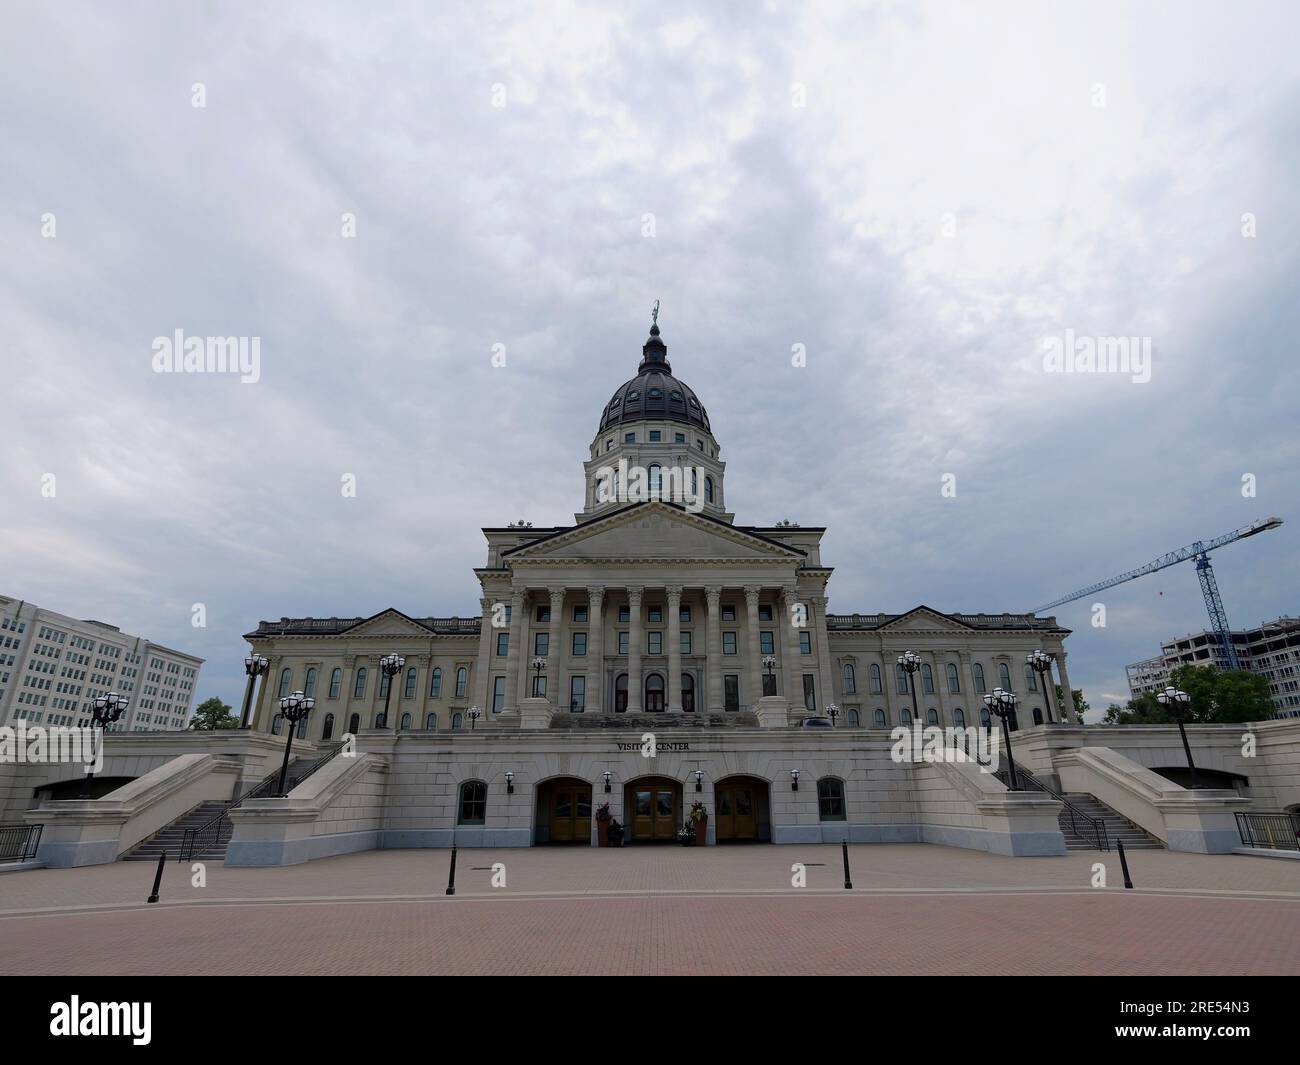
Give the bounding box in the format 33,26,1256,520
715,782,758,840
630,786,677,840
549,785,592,843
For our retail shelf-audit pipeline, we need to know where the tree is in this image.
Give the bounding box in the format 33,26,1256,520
1103,665,1273,725
190,696,239,730
1053,685,1089,721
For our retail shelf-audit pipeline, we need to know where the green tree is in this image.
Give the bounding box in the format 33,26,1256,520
1053,685,1089,721
190,696,239,730
1103,665,1273,725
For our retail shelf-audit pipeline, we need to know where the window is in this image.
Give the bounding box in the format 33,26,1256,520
431,668,443,697
843,663,856,694
705,476,715,503
724,674,740,712
618,605,630,623
492,676,506,713
277,668,292,699
534,633,549,657
901,708,913,725
873,708,887,728
618,632,629,655
304,668,317,698
496,633,509,656
615,673,628,712
458,781,487,824
947,663,960,694
760,631,775,655
646,673,665,711
573,606,588,623
847,708,860,726
322,713,334,740
533,671,546,697
648,464,662,498
570,675,585,712
682,674,695,712
927,708,939,725
648,606,662,623
624,432,635,444
800,632,812,654
536,606,550,623
400,712,412,729
803,674,816,711
425,712,437,730
648,631,662,655
817,778,846,821
870,663,883,693
353,668,367,699
455,667,467,698
452,712,464,730
679,630,692,654
954,708,965,727
329,668,342,699
1032,707,1043,725
680,605,692,623
980,707,992,728
921,664,934,694
974,663,986,693
271,713,283,735
405,668,417,699
1025,664,1038,691
762,672,777,696
348,713,360,734
759,605,774,622
723,631,737,655
722,605,736,622
572,632,587,656
379,671,391,699
649,430,661,442
674,432,686,443
999,663,1013,691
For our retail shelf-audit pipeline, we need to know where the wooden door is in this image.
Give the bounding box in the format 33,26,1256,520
715,783,758,840
549,786,592,843
631,787,677,840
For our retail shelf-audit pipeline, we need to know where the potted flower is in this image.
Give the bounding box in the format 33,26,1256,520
678,822,695,846
595,801,612,847
688,800,708,845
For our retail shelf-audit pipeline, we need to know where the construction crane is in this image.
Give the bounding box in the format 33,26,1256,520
1031,517,1284,671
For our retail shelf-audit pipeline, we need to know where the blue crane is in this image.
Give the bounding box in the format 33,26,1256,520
1031,516,1284,671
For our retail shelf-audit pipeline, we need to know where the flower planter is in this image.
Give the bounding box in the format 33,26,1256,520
596,820,610,847
694,820,708,846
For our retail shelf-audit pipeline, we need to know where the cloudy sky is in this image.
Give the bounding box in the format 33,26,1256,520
3,1,1297,720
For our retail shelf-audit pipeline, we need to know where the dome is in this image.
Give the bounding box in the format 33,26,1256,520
597,323,711,434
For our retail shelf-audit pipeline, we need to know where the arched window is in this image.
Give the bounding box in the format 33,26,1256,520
843,664,857,695
615,673,629,712
379,671,391,699
681,673,695,712
817,778,846,821
425,713,437,730
348,713,360,734
329,668,342,699
430,668,442,698
873,708,886,728
690,468,698,496
921,663,935,694
1024,664,1038,691
612,467,620,500
322,713,335,740
947,663,960,694
1032,707,1043,725
354,668,368,699
901,708,913,725
304,668,317,698
295,716,308,739
973,663,986,693
927,708,939,726
271,713,283,735
458,781,487,825
405,667,417,699
999,663,1013,691
455,668,468,698
979,707,991,728
400,712,412,730
452,713,464,730
648,463,662,500
277,668,292,699
846,708,860,726
870,663,883,693
953,708,965,728
704,476,714,504
645,673,665,712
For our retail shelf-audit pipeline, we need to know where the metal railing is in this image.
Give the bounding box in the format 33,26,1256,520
1235,811,1300,850
995,767,1110,851
179,744,345,861
0,823,42,862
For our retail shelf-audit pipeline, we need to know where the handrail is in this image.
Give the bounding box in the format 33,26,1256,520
0,823,42,862
179,744,344,861
995,767,1110,851
1235,811,1300,850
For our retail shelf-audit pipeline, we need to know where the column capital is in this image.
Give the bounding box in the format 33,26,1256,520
626,585,644,603
548,586,566,604
705,585,722,603
510,588,525,605
664,585,683,600
586,585,605,604
780,585,799,603
744,585,761,604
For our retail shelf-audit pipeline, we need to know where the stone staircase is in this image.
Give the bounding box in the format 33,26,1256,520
121,801,232,862
1056,791,1164,851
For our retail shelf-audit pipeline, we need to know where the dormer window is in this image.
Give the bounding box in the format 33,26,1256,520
648,388,662,398
688,396,699,407
670,390,683,401
626,390,640,402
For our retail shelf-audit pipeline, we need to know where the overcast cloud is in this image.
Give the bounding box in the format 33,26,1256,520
3,0,1298,719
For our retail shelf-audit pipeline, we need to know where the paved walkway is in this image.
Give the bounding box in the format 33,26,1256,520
2,845,1297,974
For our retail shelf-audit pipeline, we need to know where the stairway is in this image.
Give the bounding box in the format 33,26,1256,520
1055,792,1165,851
121,801,232,862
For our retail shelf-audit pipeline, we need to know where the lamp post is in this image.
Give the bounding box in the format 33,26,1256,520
275,690,314,795
762,654,777,697
531,656,546,699
240,654,268,728
466,705,482,731
1157,686,1200,789
83,691,129,799
984,687,1020,790
826,703,839,727
898,650,921,725
378,653,405,729
1026,650,1055,723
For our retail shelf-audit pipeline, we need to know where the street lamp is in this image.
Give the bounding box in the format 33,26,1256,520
240,654,268,728
1026,650,1055,723
466,705,483,731
826,703,839,727
790,769,800,791
603,770,612,793
983,687,1020,790
530,656,546,698
378,653,405,729
694,769,704,792
1157,686,1200,789
275,689,314,795
505,771,515,794
83,691,129,799
762,655,777,696
898,650,922,725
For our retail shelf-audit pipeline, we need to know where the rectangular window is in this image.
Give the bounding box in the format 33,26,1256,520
572,632,587,656
624,432,635,444
818,778,846,821
648,631,662,655
532,674,546,697
680,631,692,655
573,606,588,624
536,606,550,623
760,631,775,655
897,665,910,695
649,430,661,441
648,606,662,623
759,605,774,621
679,606,691,622
800,631,812,654
803,674,817,711
570,675,585,712
618,632,629,655
674,432,686,443
722,605,736,621
534,633,549,657
762,673,777,696
724,674,740,712
618,605,630,623
496,633,509,657
722,631,738,655
492,676,506,713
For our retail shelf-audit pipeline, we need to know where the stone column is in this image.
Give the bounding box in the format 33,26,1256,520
586,586,604,713
503,589,525,713
626,586,643,713
666,586,683,713
780,587,803,711
811,595,836,716
547,586,565,707
472,596,494,713
706,586,723,713
1054,650,1079,723
744,585,763,710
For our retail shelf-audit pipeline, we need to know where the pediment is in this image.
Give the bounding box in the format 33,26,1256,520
504,503,804,563
340,609,433,637
876,606,974,632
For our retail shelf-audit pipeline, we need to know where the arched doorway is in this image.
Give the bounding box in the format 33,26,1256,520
714,775,771,842
645,672,665,712
535,777,593,844
624,776,682,842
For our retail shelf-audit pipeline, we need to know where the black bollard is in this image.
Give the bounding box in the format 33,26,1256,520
146,851,166,904
445,845,458,896
841,839,853,890
1116,840,1134,890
